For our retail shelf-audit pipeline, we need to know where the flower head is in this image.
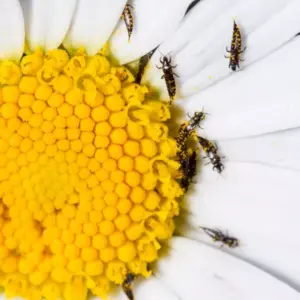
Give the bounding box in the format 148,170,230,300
0,0,299,300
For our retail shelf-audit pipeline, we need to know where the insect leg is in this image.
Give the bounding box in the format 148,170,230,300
239,46,247,53
202,227,216,239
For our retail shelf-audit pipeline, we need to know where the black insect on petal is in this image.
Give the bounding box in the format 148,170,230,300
122,4,134,42
156,53,178,103
202,227,239,248
225,20,246,71
180,150,197,191
197,136,224,174
122,273,135,300
136,47,157,84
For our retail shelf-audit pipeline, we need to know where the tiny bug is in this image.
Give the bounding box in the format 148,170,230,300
122,273,135,300
186,111,206,131
176,111,206,163
181,150,197,191
197,136,224,173
225,21,246,71
202,227,239,248
136,47,157,84
156,53,179,103
176,123,189,162
122,4,134,42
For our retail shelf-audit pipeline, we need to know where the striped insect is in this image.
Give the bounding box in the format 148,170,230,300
180,150,197,191
156,53,178,103
176,111,206,163
202,227,239,248
122,4,134,42
122,273,135,300
197,136,224,173
186,111,206,131
225,20,246,71
136,47,157,84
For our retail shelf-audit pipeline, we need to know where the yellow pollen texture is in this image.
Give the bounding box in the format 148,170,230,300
0,49,183,300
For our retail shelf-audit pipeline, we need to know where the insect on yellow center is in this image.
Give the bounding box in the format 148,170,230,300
0,49,183,300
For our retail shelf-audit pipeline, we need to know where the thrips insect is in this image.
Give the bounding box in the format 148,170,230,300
225,21,246,71
122,273,135,300
176,111,206,164
181,150,197,191
197,136,224,173
176,123,189,163
122,4,134,42
156,53,178,103
186,111,206,131
202,227,239,248
136,47,157,84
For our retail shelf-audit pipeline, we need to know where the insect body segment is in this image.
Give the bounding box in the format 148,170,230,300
122,4,134,42
122,273,135,300
197,136,224,173
156,54,178,103
225,21,246,71
202,227,239,248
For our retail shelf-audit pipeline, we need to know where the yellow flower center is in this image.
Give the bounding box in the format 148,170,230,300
0,49,183,300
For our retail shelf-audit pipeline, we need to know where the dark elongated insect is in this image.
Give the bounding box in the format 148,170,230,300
197,136,224,173
225,21,246,71
181,150,197,191
122,273,135,300
136,47,157,84
176,111,206,163
186,111,206,131
122,4,134,42
156,53,179,103
176,123,189,163
202,227,239,248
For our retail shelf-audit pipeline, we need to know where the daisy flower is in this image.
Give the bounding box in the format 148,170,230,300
0,0,299,300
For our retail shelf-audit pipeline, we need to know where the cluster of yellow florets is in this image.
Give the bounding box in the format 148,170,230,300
0,48,183,300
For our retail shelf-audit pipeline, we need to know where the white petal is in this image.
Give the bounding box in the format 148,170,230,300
0,0,24,61
109,0,193,65
177,0,297,80
63,0,127,55
143,0,299,100
179,162,300,289
141,0,237,99
157,237,300,300
181,36,300,139
21,0,76,52
180,0,300,96
44,0,77,50
218,128,300,171
158,0,237,56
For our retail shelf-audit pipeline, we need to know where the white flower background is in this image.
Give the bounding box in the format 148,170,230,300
0,0,300,299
